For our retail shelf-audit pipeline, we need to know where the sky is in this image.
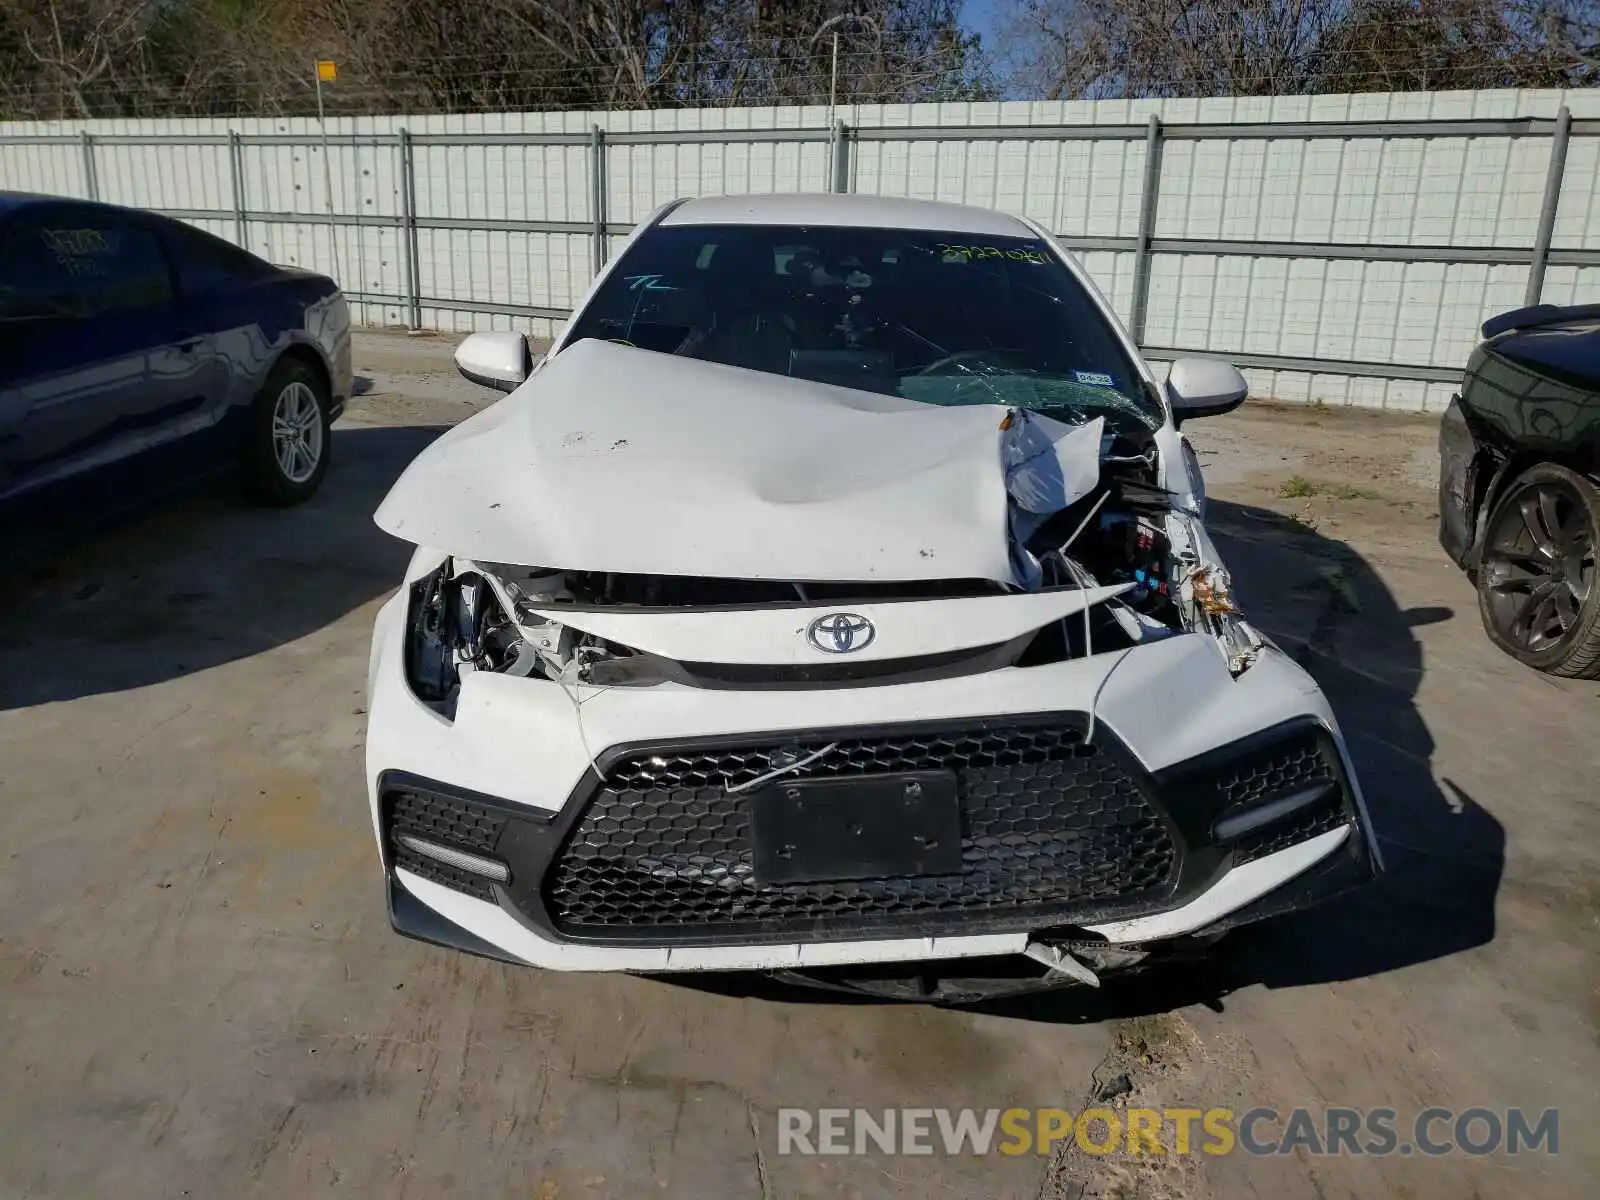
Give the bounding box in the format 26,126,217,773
962,0,1008,46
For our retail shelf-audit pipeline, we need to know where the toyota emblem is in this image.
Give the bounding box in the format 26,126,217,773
806,612,875,654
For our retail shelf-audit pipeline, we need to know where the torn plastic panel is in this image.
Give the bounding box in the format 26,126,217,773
400,487,1264,714
403,558,551,714
403,562,1145,708
1010,438,1263,675
402,536,1259,722
397,387,1261,709
1164,513,1266,676
1001,411,1105,588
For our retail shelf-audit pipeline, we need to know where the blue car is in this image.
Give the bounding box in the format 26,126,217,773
0,192,352,530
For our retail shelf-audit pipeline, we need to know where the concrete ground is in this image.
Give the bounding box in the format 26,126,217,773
1,331,1595,1199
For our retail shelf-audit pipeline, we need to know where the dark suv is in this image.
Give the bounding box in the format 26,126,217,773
1439,303,1600,678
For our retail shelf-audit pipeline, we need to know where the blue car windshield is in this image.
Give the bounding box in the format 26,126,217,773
564,223,1160,429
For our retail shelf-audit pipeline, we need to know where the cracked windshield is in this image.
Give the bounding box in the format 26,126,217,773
565,223,1161,431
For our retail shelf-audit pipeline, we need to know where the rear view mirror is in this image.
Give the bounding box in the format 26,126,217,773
1166,357,1248,425
454,332,531,393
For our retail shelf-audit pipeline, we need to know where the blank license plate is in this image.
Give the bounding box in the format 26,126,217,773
749,771,962,885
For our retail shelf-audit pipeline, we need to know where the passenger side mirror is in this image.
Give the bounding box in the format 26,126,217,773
1165,357,1248,426
454,332,531,393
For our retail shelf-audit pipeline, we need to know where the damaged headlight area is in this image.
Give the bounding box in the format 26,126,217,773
404,559,693,712
401,424,1269,715
403,558,554,714
1178,557,1265,675
403,522,1266,721
1012,475,1264,676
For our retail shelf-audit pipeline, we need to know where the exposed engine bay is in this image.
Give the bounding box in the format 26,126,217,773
403,419,1264,715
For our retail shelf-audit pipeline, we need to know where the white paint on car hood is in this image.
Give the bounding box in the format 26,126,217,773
519,584,1135,666
374,339,1104,585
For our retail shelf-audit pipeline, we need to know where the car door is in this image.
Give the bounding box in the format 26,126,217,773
0,206,213,506
156,220,276,451
0,213,114,501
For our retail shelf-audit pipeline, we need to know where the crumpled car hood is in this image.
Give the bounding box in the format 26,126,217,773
374,338,1105,585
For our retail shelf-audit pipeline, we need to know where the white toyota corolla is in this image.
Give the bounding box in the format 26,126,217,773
363,194,1380,1002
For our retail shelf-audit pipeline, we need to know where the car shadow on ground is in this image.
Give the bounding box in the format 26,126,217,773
664,499,1505,1015
0,423,441,711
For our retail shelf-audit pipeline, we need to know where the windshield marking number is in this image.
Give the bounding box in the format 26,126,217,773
937,243,1047,265
624,273,675,292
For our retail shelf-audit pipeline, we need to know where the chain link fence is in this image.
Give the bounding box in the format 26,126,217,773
3,88,1599,410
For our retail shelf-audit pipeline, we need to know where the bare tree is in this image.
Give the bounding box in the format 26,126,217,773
0,0,988,118
0,0,155,118
993,0,1595,99
997,0,1338,100
501,1,985,110
1509,0,1600,86
1314,0,1569,91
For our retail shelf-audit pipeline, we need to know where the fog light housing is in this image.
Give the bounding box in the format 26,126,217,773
396,834,511,884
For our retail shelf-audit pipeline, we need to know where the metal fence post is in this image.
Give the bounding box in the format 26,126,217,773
79,131,98,200
1525,104,1572,307
227,130,246,247
1128,114,1164,347
590,124,608,276
398,127,421,330
832,118,850,193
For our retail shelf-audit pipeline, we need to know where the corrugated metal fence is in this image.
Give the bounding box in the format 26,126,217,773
3,89,1599,411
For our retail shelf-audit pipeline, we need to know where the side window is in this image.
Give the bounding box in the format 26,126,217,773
0,216,173,319
0,222,82,319
166,224,272,295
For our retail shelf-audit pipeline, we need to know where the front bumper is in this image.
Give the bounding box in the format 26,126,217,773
365,585,1380,974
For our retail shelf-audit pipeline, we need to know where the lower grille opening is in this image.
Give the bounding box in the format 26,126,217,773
539,719,1181,942
1232,794,1352,863
385,787,511,903
1213,729,1355,864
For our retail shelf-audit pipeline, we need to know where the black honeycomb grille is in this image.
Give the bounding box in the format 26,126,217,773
541,722,1179,940
1233,796,1350,863
1214,732,1335,812
1212,729,1352,864
386,789,510,903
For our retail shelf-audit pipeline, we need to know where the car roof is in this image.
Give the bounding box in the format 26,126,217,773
0,190,156,221
0,190,62,216
661,193,1036,238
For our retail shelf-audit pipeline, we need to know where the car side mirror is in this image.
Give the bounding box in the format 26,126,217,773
1165,357,1248,426
454,332,531,393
